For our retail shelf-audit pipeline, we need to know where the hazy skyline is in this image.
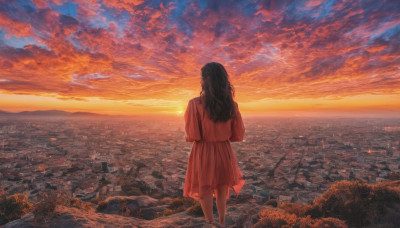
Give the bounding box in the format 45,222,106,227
0,0,399,117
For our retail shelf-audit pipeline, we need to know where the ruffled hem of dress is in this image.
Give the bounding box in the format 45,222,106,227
183,178,245,201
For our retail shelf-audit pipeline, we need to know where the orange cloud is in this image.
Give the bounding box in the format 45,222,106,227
0,0,399,116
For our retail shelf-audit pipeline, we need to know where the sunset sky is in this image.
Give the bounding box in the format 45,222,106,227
0,0,399,117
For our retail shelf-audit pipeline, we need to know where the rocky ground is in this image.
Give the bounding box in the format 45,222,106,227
3,196,270,228
3,180,400,228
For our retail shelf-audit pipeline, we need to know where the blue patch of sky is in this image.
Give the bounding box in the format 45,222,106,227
315,0,335,19
242,1,259,18
50,1,78,17
169,0,194,37
146,0,174,8
82,3,130,34
366,24,400,45
284,0,336,21
0,30,7,45
284,1,309,21
383,24,400,41
87,16,110,29
100,7,131,38
360,0,382,16
21,0,37,13
1,0,35,21
115,10,131,37
67,34,84,50
0,29,49,49
198,0,207,10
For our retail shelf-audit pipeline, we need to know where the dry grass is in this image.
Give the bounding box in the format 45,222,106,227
254,208,347,228
255,180,400,228
0,193,34,223
162,196,197,216
33,190,92,224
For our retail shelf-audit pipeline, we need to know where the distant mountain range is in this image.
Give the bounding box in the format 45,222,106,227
0,109,108,117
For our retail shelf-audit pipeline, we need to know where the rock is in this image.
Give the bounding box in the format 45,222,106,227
259,190,269,198
140,205,169,220
225,215,235,226
97,195,159,219
252,194,268,204
3,200,271,228
0,216,9,226
2,205,215,228
136,195,158,207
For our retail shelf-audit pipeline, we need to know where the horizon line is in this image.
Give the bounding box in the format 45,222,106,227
1,108,399,119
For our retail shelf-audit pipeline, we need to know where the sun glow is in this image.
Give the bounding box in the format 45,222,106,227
0,1,399,117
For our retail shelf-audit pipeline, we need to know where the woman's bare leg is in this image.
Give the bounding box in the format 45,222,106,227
199,193,214,223
216,185,227,226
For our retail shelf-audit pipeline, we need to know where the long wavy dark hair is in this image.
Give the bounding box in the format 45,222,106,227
199,62,236,123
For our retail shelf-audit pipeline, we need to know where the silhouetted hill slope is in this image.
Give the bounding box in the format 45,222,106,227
0,109,107,117
0,110,13,115
69,111,104,117
17,110,70,116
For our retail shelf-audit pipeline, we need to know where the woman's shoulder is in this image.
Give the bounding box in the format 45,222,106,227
190,96,202,104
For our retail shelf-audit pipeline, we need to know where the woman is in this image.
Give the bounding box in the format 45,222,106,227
183,62,246,227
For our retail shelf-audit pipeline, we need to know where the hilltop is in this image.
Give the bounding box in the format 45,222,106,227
1,180,400,228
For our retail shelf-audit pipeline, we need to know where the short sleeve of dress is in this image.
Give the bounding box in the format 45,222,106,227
230,102,245,142
184,99,202,142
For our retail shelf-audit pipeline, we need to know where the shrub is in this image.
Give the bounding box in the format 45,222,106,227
168,196,197,209
0,193,34,223
278,201,313,217
309,180,400,227
267,180,400,228
255,208,298,228
162,208,176,216
264,198,278,207
33,190,92,224
186,201,203,216
254,208,347,228
162,197,197,216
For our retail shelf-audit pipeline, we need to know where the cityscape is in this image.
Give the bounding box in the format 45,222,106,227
1,115,399,208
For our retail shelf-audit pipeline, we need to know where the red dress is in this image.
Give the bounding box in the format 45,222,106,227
183,96,246,201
